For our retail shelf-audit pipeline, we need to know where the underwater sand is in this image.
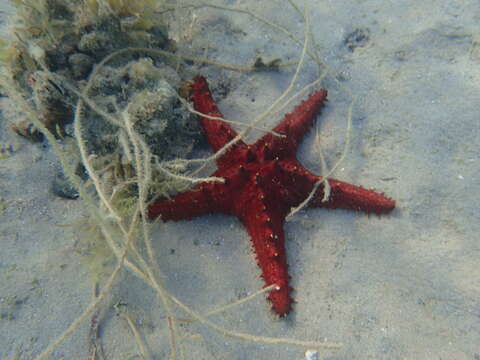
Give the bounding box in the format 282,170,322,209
1,1,479,359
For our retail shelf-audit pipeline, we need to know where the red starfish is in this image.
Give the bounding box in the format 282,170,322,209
149,76,395,316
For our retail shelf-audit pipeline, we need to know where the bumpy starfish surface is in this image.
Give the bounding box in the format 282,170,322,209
149,76,395,316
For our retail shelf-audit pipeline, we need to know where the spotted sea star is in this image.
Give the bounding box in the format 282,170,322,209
149,76,395,316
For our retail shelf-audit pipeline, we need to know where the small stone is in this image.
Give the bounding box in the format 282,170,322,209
51,157,90,199
305,350,319,360
68,53,94,79
51,168,79,200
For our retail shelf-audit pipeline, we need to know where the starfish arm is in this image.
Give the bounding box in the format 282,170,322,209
257,88,327,157
190,76,247,154
148,181,225,221
237,196,293,316
308,178,396,215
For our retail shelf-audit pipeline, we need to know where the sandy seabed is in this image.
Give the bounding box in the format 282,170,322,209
1,1,479,359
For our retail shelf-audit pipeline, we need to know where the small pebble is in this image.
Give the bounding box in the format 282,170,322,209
305,350,319,360
51,169,79,200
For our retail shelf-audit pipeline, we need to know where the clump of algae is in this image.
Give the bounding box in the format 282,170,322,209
0,0,203,287
0,1,345,359
1,0,172,138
